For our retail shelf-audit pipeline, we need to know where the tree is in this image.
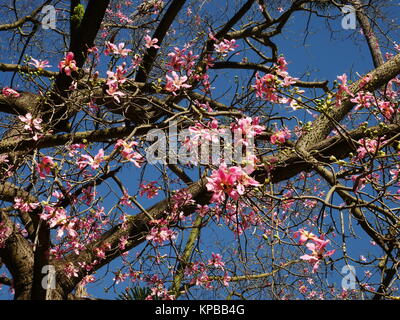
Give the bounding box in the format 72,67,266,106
0,0,400,300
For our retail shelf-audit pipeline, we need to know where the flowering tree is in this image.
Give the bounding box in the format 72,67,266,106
0,0,400,300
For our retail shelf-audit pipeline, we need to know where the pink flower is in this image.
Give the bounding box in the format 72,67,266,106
252,73,279,102
277,56,288,71
64,263,79,278
132,54,143,67
294,228,317,245
378,100,395,119
81,186,97,205
106,63,127,86
214,39,238,56
77,149,105,170
36,156,55,179
18,113,42,132
146,226,177,245
106,83,125,103
231,117,265,141
195,204,209,217
58,52,78,76
208,253,225,269
67,143,86,157
139,181,159,199
270,128,291,145
144,35,160,49
2,87,20,98
119,190,133,207
356,138,385,159
28,57,52,70
165,71,191,94
350,91,374,110
13,197,39,213
298,234,335,273
115,139,143,167
336,73,353,104
105,42,131,57
206,163,260,203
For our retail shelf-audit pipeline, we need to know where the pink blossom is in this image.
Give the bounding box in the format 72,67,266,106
115,139,143,167
18,113,43,132
106,63,127,86
195,204,209,217
356,138,385,159
378,100,395,119
105,41,131,57
144,35,160,49
146,224,177,245
165,71,191,94
206,163,260,203
188,119,224,145
252,73,279,102
67,143,86,157
77,149,105,170
132,54,143,68
208,252,225,269
58,52,78,76
350,91,374,110
232,117,265,141
13,197,39,213
293,228,318,245
119,190,133,207
222,273,231,287
298,234,335,273
106,83,125,102
277,56,288,71
64,263,79,278
139,181,159,199
36,156,55,179
270,128,291,145
214,39,238,56
28,57,52,70
2,87,20,98
81,186,97,205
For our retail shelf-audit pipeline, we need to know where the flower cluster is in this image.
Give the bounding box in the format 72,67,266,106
139,181,159,199
270,127,291,145
105,42,132,57
294,229,335,273
13,197,39,213
36,156,55,179
146,219,177,245
77,149,106,170
213,38,238,56
40,205,78,239
2,87,20,98
115,139,143,167
18,113,44,141
106,63,127,102
206,162,260,203
59,52,78,76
